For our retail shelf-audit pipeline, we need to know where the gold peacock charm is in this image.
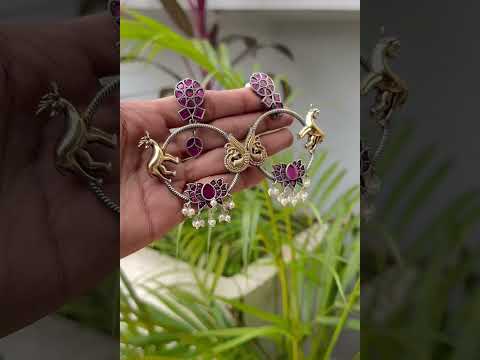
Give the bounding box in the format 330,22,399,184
224,131,267,173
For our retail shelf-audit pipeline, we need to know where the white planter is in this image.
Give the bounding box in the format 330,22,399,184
121,223,327,318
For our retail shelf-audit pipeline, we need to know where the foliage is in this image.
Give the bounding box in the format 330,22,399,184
58,270,119,336
361,122,480,359
120,5,294,99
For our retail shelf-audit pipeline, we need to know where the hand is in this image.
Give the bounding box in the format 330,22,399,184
120,88,293,257
0,14,118,336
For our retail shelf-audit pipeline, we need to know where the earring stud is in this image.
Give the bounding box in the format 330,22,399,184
175,78,206,158
246,72,283,110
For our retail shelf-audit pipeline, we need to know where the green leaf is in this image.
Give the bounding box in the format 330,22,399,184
159,0,194,36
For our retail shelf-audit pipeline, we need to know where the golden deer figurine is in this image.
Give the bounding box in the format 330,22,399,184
137,131,180,182
298,107,325,154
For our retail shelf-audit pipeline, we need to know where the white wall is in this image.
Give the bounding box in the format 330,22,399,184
121,10,360,199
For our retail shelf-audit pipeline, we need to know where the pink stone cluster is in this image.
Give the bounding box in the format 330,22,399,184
272,160,306,189
249,72,283,110
175,78,206,123
184,178,229,211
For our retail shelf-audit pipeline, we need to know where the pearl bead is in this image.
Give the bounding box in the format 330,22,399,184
228,201,235,209
210,199,218,207
280,198,288,206
225,215,231,223
218,214,225,222
208,219,216,227
188,208,195,217
199,220,205,227
181,208,188,216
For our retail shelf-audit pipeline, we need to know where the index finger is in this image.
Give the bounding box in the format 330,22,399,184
153,87,264,128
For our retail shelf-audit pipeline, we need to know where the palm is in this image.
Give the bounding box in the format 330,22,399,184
120,89,294,257
0,14,118,336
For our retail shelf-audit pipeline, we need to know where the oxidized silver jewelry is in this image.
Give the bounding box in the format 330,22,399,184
138,123,241,229
37,80,120,214
249,107,325,206
246,72,283,110
174,78,206,157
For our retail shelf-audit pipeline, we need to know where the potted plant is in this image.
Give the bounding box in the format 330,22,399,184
120,3,360,359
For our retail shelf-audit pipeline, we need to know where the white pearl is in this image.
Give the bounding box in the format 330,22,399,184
301,192,309,201
192,220,199,228
228,201,235,209
304,178,311,188
199,220,205,227
280,198,288,206
218,214,225,222
188,208,196,217
210,199,218,207
208,219,216,227
181,208,189,216
225,215,231,223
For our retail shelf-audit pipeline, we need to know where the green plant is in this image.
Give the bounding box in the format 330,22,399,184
120,173,359,359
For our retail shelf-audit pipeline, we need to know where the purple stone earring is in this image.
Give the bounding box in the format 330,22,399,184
246,72,283,110
175,78,206,158
139,123,239,229
249,107,325,206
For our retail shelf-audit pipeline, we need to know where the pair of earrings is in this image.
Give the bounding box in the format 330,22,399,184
139,73,325,229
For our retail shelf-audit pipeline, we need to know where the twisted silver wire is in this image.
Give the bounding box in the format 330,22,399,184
86,77,120,214
252,108,315,180
161,123,240,201
373,123,390,165
88,180,120,214
85,77,119,124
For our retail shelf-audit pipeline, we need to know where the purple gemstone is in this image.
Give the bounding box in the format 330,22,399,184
186,88,194,97
286,163,299,180
178,97,187,106
196,88,205,97
175,90,183,98
194,96,203,105
260,80,267,87
178,108,191,121
263,96,273,107
193,80,200,88
273,93,281,102
185,78,193,86
177,82,184,89
201,183,216,200
193,107,205,119
186,137,203,157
